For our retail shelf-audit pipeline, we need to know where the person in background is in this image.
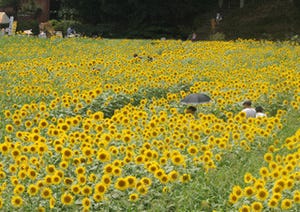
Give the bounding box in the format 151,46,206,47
191,32,197,41
38,30,47,38
67,26,76,37
0,28,5,36
216,12,223,24
186,106,197,116
242,100,256,118
255,106,267,117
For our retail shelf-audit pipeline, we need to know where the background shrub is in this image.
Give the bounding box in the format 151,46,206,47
16,20,39,35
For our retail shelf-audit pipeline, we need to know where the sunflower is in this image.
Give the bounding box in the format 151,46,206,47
229,193,239,204
5,124,14,133
254,180,265,191
255,188,269,201
244,186,255,197
4,110,11,118
101,174,112,186
159,174,169,184
52,174,62,185
44,175,52,185
281,198,292,210
259,167,269,178
267,198,278,208
9,164,18,173
275,179,285,190
90,191,103,202
134,155,145,164
140,177,152,186
180,173,191,183
112,166,122,176
97,150,111,162
137,185,148,195
159,156,168,165
251,201,263,212
293,191,300,203
129,193,139,202
62,148,74,160
167,171,179,183
148,163,158,173
13,119,21,126
187,145,198,156
36,180,45,188
49,197,56,209
75,166,86,175
58,123,70,132
109,146,119,155
238,205,251,212
61,193,74,206
115,178,128,191
27,184,39,196
270,169,281,179
11,149,21,159
126,176,137,188
41,187,52,199
37,143,48,155
93,111,104,121
233,185,243,198
82,147,93,157
171,154,185,166
18,170,27,180
11,195,23,208
122,134,131,143
269,161,278,170
264,152,273,163
77,174,87,185
154,169,164,179
82,197,91,209
88,173,97,182
0,142,10,155
38,119,49,129
0,198,3,209
46,165,56,175
95,182,106,194
244,172,253,184
71,184,81,195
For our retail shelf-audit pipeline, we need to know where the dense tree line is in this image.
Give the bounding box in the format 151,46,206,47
1,0,300,39
52,0,300,39
60,0,215,26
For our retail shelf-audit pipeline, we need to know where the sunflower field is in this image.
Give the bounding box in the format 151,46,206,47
0,36,299,212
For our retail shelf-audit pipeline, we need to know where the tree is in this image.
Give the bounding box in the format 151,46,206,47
0,0,21,9
240,0,245,8
0,0,21,16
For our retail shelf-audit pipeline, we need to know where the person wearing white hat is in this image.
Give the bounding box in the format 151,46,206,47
242,100,256,118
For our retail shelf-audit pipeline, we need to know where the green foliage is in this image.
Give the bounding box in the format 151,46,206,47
49,19,117,37
16,19,39,35
0,0,20,8
81,83,191,118
209,32,226,41
18,0,39,15
58,0,215,38
49,19,79,36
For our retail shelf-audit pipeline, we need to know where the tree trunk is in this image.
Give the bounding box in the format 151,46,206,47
240,0,245,8
218,0,224,8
